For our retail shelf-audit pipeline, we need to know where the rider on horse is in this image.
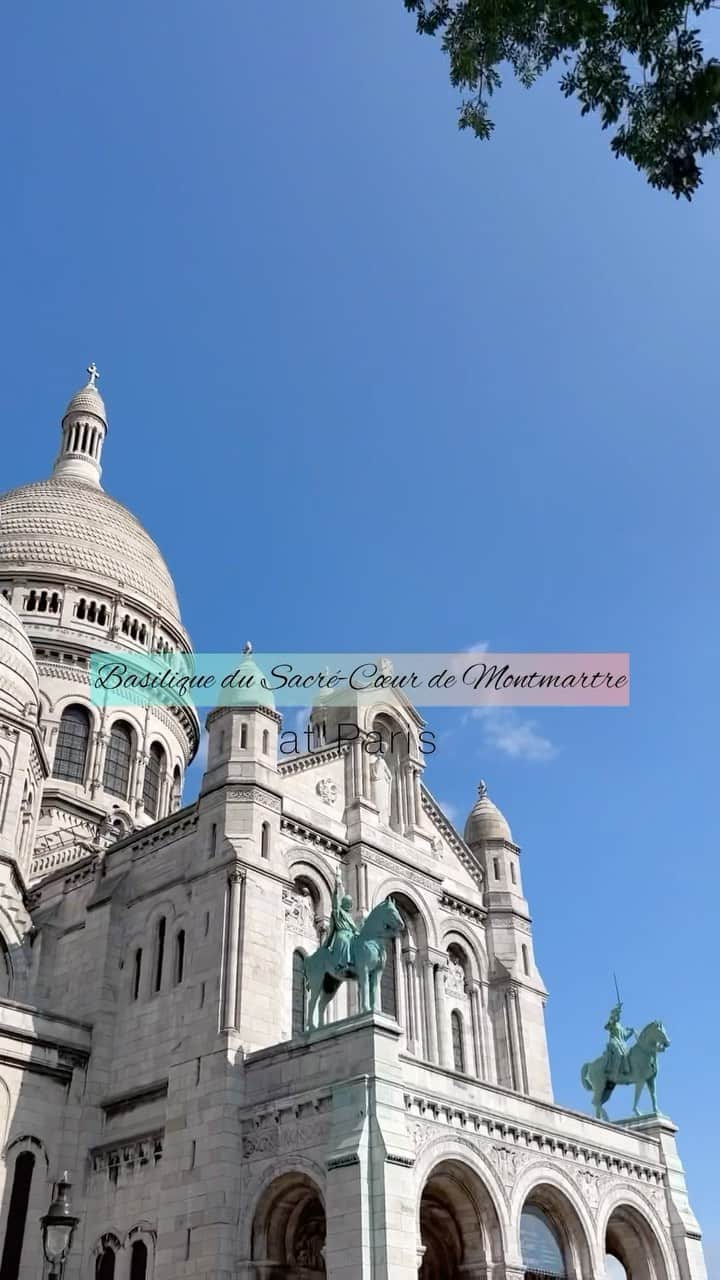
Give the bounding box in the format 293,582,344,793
603,1003,635,1080
325,868,359,975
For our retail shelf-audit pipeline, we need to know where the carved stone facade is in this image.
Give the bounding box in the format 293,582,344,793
0,376,708,1280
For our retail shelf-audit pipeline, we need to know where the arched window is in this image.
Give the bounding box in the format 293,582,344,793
0,934,13,999
95,1247,116,1280
240,723,248,749
0,1150,35,1279
171,765,182,810
103,721,133,799
262,729,269,754
154,917,166,993
129,1240,148,1280
380,939,398,1018
493,857,501,880
143,741,166,817
209,823,217,858
292,950,305,1036
520,1205,567,1278
53,705,90,783
522,944,530,975
174,929,186,985
451,1010,465,1073
132,948,142,1000
261,821,270,859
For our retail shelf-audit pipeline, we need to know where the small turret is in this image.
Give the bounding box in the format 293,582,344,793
201,643,281,792
464,779,552,1100
52,363,108,487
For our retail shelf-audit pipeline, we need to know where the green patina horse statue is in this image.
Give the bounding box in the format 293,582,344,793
581,1020,670,1121
303,897,404,1030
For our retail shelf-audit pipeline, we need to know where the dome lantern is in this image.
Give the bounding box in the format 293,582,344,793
53,362,108,487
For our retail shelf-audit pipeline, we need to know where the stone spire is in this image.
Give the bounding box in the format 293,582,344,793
52,363,108,486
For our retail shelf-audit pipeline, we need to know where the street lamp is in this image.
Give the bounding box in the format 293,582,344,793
41,1173,78,1279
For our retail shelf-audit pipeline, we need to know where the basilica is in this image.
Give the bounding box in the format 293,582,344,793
0,370,708,1278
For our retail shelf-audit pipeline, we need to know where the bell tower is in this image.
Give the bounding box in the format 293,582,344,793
464,781,553,1100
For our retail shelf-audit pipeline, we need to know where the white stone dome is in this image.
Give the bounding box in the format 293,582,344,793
0,476,182,625
0,592,40,717
464,780,512,844
63,382,107,422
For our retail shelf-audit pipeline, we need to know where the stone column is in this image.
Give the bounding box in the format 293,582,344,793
159,769,170,818
89,730,107,795
403,768,415,830
434,962,452,1068
404,949,417,1051
394,936,407,1044
222,868,245,1031
470,982,486,1079
352,740,364,800
361,746,372,800
505,986,528,1093
424,959,439,1063
131,749,146,815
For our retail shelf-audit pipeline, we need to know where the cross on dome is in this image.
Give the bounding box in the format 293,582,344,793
86,362,100,387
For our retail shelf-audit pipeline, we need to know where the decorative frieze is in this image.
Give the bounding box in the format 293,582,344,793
240,1095,332,1160
361,845,441,893
278,745,348,776
90,1133,163,1184
228,786,282,813
281,816,346,857
440,890,485,924
403,1093,666,1193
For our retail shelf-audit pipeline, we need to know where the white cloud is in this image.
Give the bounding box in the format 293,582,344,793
466,640,489,653
471,707,558,763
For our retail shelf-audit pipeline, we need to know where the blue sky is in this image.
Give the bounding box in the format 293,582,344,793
4,0,719,1264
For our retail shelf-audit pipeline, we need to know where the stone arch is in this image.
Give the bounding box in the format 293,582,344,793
416,1145,506,1279
126,1220,157,1279
0,904,31,995
440,922,488,983
90,1231,123,1279
5,1132,50,1168
285,849,335,915
511,1165,597,1278
372,878,438,950
247,1167,327,1277
52,692,102,731
143,899,178,998
598,1188,676,1280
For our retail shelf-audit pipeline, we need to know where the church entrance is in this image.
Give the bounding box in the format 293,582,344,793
250,1171,326,1278
419,1159,500,1280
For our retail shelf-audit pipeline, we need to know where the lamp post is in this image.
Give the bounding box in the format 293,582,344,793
41,1173,78,1280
